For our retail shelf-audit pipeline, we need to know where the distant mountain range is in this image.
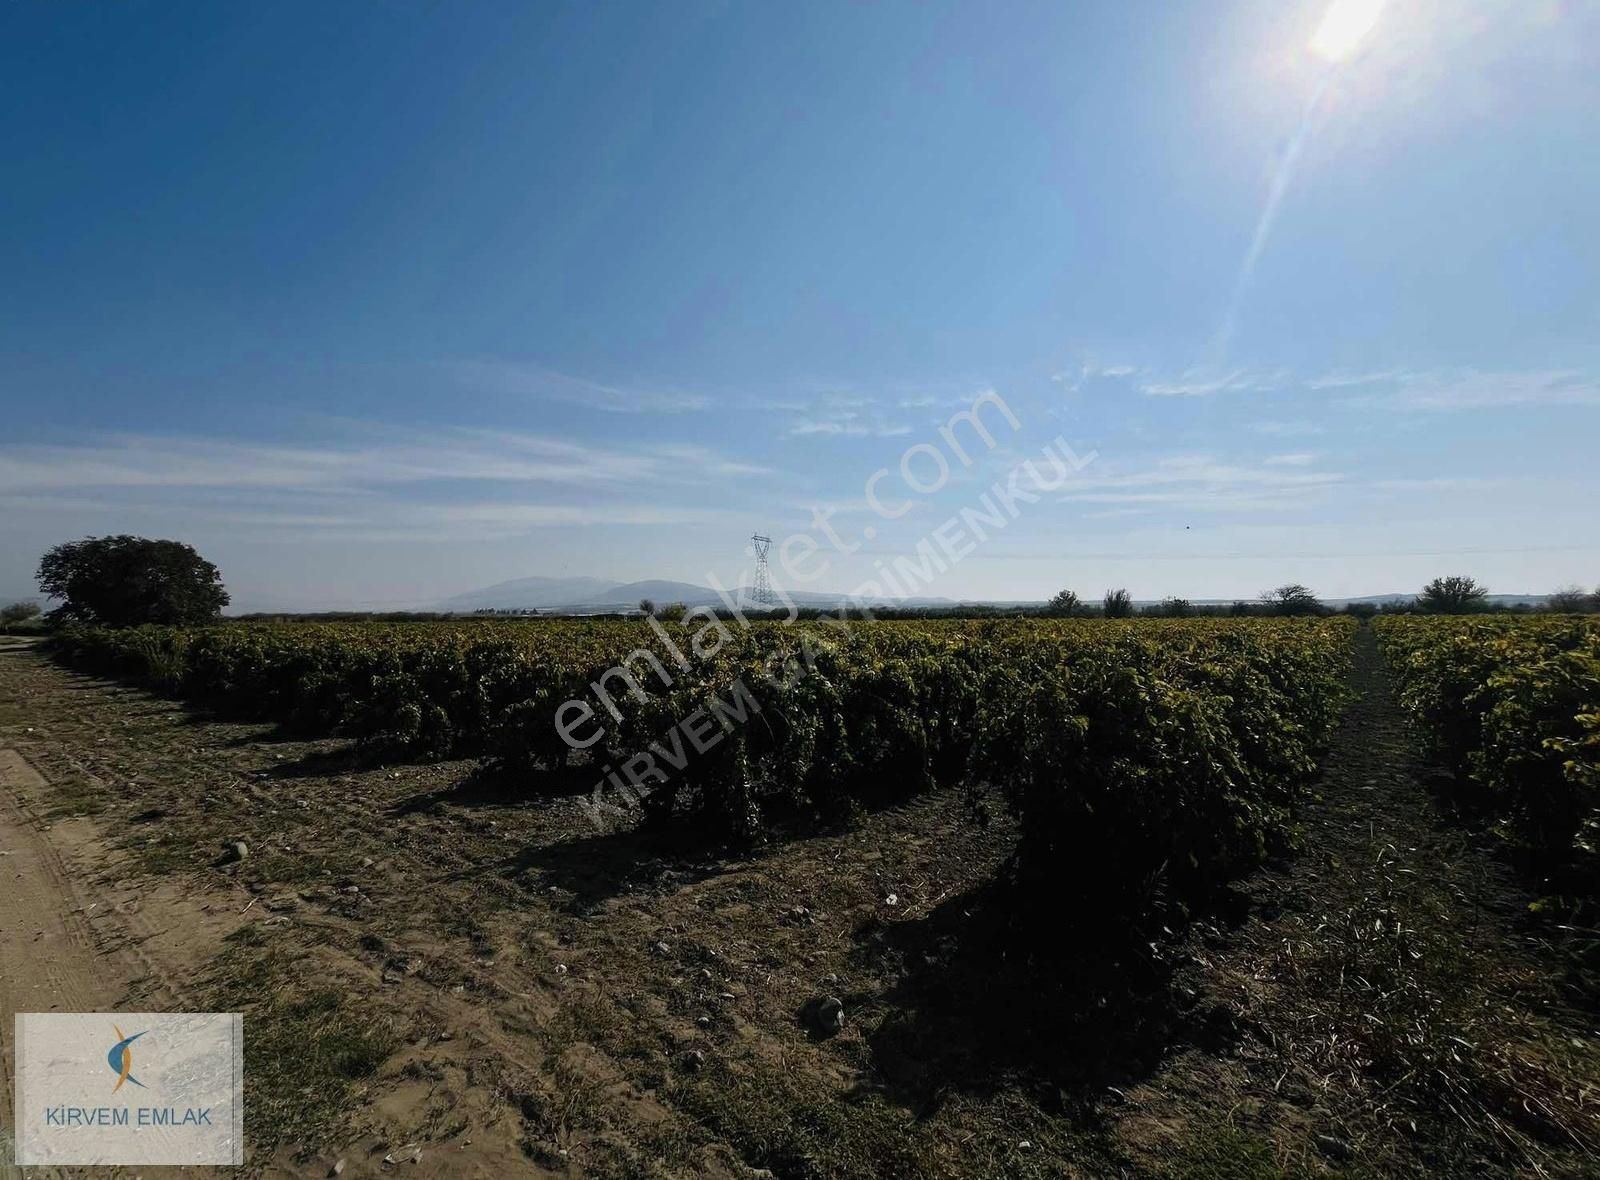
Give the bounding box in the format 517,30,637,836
438,575,956,613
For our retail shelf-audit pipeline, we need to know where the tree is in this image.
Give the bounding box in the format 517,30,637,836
1156,596,1192,618
1546,584,1595,614
638,598,657,617
1102,588,1133,618
1417,575,1488,615
1046,589,1081,617
36,536,228,627
1261,583,1323,616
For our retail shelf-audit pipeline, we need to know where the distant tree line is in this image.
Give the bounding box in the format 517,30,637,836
14,534,1600,629
1032,576,1600,619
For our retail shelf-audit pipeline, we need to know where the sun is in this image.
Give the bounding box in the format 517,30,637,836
1309,0,1384,62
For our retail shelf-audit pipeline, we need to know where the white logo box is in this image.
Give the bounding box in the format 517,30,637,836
13,1012,243,1166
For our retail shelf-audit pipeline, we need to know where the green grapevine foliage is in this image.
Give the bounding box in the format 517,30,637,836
1377,615,1600,897
51,616,1356,915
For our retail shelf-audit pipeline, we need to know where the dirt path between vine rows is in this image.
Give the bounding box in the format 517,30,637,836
1116,624,1600,1176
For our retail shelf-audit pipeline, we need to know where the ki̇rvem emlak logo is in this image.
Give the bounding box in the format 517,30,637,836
15,1010,244,1165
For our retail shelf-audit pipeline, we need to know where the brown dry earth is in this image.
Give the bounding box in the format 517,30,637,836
0,637,1015,1179
0,628,1596,1179
0,717,237,1177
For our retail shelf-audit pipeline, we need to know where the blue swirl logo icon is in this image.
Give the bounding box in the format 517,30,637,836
106,1025,147,1092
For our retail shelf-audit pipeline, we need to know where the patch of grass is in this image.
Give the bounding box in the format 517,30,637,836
249,850,338,887
132,835,191,873
1151,1125,1304,1180
1268,852,1600,1170
549,991,667,1065
668,1059,933,1180
201,945,402,1149
34,771,109,819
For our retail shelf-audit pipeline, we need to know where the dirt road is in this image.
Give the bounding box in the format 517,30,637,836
0,747,126,1177
0,743,236,1178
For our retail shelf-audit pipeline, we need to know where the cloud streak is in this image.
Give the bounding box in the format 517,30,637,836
1139,370,1282,397
1353,369,1600,410
0,427,767,495
1135,365,1600,410
782,391,914,438
1057,454,1343,513
448,360,710,413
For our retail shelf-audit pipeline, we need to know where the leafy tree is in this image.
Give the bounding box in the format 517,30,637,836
638,598,657,617
1262,583,1323,616
1046,588,1081,617
1417,575,1488,615
1156,596,1192,618
36,536,228,627
1102,588,1133,618
1,601,41,624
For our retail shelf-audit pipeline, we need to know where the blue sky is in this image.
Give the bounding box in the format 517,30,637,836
2,0,1597,609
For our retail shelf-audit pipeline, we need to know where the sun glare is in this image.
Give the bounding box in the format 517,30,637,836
1309,0,1384,62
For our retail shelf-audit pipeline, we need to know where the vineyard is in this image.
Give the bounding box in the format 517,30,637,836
52,616,1355,919
1377,614,1600,902
53,613,1600,911
20,613,1600,1173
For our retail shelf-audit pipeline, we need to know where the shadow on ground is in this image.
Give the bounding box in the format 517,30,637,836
439,821,742,913
848,880,1229,1122
389,762,598,814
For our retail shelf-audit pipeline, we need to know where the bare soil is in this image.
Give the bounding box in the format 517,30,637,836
0,627,1595,1178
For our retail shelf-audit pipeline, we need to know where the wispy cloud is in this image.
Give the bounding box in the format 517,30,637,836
1263,452,1317,466
1374,369,1600,410
790,418,914,438
1368,476,1520,492
1249,420,1326,437
1139,370,1282,397
0,427,765,495
0,423,760,545
0,492,741,539
1305,369,1406,390
1080,506,1155,519
1052,362,1139,392
1057,453,1342,513
448,360,710,413
1137,365,1600,411
783,391,913,438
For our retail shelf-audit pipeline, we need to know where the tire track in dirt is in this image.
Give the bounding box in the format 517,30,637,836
0,747,123,1178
